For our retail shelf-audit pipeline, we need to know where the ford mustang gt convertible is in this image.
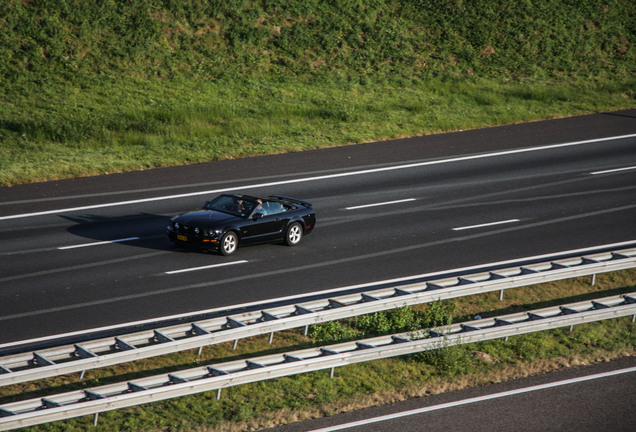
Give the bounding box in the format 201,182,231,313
167,194,315,255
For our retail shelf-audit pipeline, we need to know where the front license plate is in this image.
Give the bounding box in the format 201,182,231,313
177,235,188,242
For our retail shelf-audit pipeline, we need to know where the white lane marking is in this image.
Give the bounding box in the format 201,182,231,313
308,366,636,432
345,198,416,210
1,239,634,350
165,260,248,275
453,219,520,231
58,237,140,250
2,134,635,221
590,165,636,175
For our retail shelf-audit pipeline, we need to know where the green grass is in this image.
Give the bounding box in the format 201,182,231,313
1,0,634,186
2,271,634,431
1,77,633,186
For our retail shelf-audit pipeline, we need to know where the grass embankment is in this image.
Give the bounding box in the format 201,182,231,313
1,0,634,186
2,271,634,431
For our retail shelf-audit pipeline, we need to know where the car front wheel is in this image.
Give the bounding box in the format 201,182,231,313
285,222,303,246
220,231,238,256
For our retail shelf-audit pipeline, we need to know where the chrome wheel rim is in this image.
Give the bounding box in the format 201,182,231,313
223,234,237,253
288,225,302,244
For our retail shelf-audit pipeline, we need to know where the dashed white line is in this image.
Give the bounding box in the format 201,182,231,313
345,198,416,210
308,366,636,432
453,219,520,231
58,237,140,250
165,260,248,275
590,165,636,175
2,134,635,221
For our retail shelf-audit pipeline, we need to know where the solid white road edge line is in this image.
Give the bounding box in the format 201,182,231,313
1,238,634,350
308,366,636,432
345,198,416,210
165,260,248,275
453,219,520,231
590,165,636,175
2,134,635,221
57,237,141,250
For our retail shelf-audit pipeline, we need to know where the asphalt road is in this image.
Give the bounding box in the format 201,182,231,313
1,110,635,344
262,356,636,432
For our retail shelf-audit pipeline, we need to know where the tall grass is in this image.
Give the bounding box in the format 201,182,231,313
2,0,633,82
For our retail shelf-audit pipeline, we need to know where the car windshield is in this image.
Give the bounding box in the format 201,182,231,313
204,195,258,218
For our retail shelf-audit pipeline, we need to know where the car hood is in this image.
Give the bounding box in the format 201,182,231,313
172,210,239,228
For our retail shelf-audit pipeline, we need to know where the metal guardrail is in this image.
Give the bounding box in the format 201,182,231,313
1,248,635,386
1,293,634,430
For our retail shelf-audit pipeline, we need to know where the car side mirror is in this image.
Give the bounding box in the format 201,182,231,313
252,212,264,220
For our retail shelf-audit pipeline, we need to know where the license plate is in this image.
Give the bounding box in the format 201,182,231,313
177,235,188,242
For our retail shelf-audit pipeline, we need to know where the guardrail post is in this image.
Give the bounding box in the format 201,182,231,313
269,332,274,345
304,325,309,336
591,274,596,286
217,389,222,400
330,368,335,379
233,340,238,350
80,370,85,380
93,413,99,427
499,290,504,301
197,347,203,356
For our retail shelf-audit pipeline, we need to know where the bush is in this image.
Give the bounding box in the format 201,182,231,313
310,300,457,344
308,320,358,344
352,306,421,335
416,338,474,376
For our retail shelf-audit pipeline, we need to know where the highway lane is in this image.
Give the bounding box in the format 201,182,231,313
0,110,635,343
263,356,636,432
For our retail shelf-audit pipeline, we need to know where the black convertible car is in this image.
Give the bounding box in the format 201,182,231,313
167,194,315,255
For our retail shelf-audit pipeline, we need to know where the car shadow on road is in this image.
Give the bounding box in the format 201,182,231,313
62,212,188,253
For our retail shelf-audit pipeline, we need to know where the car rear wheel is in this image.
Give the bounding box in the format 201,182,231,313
220,231,238,256
285,222,303,246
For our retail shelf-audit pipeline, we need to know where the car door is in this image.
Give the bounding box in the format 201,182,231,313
240,202,288,243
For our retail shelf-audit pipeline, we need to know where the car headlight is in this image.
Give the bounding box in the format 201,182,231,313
194,227,200,235
174,222,180,230
204,229,221,237
206,229,219,237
